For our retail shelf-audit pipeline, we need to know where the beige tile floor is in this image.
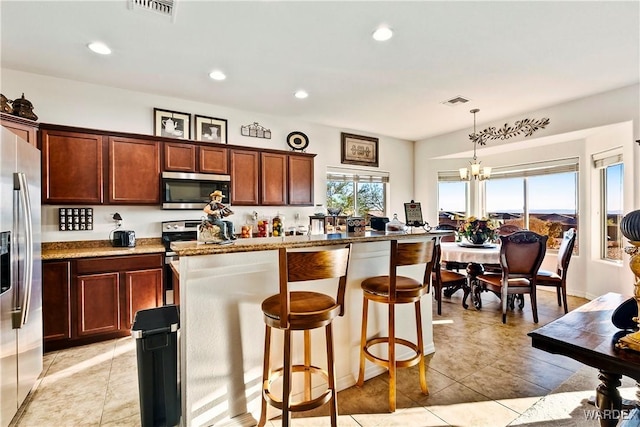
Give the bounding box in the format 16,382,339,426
10,288,638,426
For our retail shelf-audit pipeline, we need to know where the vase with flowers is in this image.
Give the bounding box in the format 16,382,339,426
459,217,497,245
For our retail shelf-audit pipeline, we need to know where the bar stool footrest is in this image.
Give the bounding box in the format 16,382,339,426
363,337,422,369
263,364,333,412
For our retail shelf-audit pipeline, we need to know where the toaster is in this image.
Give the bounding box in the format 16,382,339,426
112,230,136,247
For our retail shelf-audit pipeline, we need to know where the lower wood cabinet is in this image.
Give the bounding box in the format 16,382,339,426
42,261,72,342
76,272,121,337
43,254,163,351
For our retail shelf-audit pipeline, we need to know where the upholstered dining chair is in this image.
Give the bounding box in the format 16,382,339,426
483,223,524,274
536,228,577,313
258,244,351,427
432,243,467,315
435,223,466,271
476,231,548,323
497,223,523,236
357,239,436,412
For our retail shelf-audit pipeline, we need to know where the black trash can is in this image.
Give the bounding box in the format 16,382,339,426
132,305,180,427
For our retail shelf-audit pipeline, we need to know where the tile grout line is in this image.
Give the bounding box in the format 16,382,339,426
98,338,119,426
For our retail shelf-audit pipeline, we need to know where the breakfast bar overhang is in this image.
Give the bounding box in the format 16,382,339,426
171,231,451,426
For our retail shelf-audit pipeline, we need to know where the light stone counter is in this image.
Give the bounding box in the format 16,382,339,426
42,238,165,260
170,229,453,256
176,231,451,426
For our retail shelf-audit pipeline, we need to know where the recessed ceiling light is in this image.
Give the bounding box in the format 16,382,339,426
87,42,111,55
209,70,226,81
372,26,393,42
294,90,309,99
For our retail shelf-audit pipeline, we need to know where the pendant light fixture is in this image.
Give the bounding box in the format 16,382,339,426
459,108,491,181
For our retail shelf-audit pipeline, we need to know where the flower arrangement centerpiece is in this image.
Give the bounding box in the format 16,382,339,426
459,216,497,245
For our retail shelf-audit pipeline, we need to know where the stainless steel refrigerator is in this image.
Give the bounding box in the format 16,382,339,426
0,127,42,427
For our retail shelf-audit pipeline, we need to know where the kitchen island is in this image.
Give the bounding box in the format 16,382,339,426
173,230,451,426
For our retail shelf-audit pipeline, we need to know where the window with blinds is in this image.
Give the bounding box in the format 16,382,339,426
326,167,388,217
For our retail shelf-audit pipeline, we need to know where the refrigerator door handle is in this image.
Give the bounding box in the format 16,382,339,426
13,172,33,328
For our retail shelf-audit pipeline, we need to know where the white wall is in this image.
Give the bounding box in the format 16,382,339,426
415,84,640,299
1,69,415,242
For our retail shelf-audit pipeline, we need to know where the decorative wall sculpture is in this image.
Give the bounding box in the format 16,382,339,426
241,122,271,139
471,117,550,145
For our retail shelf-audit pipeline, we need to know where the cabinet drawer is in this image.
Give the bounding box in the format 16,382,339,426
76,254,163,274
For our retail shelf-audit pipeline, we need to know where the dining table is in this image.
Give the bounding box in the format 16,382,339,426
439,241,502,309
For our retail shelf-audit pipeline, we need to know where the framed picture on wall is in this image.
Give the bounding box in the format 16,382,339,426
195,115,228,143
341,132,379,167
154,108,191,139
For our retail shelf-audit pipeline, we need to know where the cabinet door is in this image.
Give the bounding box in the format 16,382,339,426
123,268,163,330
76,272,120,337
107,136,161,204
41,129,104,204
199,146,229,174
230,149,259,205
261,152,287,205
164,142,196,172
42,261,72,342
288,154,314,206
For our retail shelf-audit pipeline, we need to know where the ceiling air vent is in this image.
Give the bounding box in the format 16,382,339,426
441,96,470,106
128,0,177,22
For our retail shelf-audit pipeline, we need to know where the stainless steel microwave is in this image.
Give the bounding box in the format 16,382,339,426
162,171,231,209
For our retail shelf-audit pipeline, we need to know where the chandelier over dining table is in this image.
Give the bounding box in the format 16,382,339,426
459,108,491,181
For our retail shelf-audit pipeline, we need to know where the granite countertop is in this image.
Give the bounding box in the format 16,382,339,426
42,238,166,260
171,230,454,256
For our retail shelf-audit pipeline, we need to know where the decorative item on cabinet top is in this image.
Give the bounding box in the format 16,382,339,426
195,114,227,143
1,94,12,114
58,207,93,231
154,107,191,139
241,122,271,139
286,131,309,152
6,93,38,121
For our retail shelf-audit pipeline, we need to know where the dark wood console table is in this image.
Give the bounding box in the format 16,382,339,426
529,292,640,426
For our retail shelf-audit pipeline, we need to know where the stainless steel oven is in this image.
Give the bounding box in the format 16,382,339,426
162,220,200,303
162,171,231,209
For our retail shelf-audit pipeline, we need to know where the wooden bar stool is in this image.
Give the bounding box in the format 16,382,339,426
356,239,436,412
258,245,351,427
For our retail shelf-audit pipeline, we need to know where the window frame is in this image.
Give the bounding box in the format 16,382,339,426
326,167,389,217
483,158,580,252
436,174,469,225
596,155,624,262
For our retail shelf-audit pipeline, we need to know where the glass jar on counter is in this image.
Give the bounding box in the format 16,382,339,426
240,224,253,238
272,213,285,237
256,217,270,237
385,213,407,233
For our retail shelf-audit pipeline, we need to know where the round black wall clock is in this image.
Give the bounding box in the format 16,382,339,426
286,131,309,151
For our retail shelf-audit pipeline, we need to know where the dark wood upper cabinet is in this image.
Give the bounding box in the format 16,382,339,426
163,143,228,175
199,146,228,174
41,129,104,204
107,136,161,204
1,113,38,147
260,152,287,205
230,149,259,205
288,154,314,206
164,142,196,172
38,123,313,207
